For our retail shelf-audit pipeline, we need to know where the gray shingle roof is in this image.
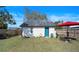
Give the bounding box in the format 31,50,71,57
20,20,55,27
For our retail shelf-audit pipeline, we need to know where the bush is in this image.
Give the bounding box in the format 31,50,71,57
0,29,8,39
6,30,19,37
0,28,21,38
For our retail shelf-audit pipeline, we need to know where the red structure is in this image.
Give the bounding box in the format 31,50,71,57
57,21,79,42
57,21,79,26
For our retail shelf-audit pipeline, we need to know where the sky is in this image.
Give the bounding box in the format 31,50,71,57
5,6,79,28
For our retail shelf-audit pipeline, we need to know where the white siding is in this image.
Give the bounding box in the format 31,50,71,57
49,27,56,38
22,27,56,38
33,27,45,37
22,27,27,37
22,27,32,37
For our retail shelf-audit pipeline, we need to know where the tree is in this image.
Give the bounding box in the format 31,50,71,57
54,20,64,29
0,6,5,8
0,7,16,29
24,8,47,26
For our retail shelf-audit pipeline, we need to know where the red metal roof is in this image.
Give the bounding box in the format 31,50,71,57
57,21,79,26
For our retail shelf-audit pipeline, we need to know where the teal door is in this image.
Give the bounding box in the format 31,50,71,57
45,27,49,37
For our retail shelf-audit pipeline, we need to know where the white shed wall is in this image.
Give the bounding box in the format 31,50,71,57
33,27,45,37
49,27,56,38
22,27,32,37
22,27,56,38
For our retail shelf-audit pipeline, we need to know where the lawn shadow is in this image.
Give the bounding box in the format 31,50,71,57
59,36,77,43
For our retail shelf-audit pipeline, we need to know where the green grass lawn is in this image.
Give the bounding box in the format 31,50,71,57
0,36,79,52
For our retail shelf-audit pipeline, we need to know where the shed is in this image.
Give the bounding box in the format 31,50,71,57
20,21,56,38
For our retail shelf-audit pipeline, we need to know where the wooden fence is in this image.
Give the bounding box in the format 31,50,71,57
56,29,79,38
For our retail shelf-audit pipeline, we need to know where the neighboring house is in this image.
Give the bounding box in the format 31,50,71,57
20,21,56,38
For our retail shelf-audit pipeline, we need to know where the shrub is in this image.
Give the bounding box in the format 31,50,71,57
6,30,18,37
